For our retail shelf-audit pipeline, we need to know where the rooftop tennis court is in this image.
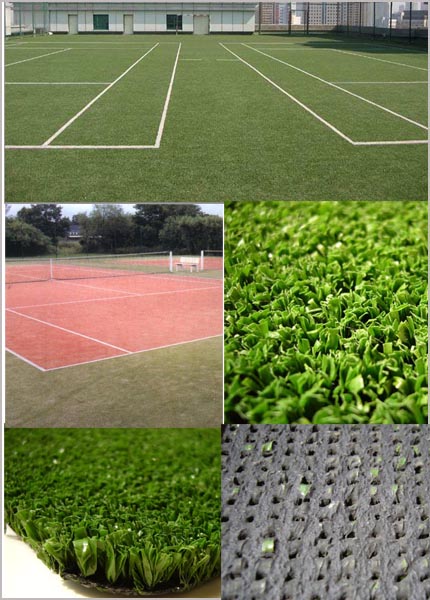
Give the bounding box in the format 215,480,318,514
6,254,223,371
5,34,427,201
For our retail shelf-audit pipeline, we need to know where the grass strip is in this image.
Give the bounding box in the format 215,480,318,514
225,201,428,424
4,428,220,595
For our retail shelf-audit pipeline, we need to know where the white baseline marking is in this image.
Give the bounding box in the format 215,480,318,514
7,308,132,354
332,80,428,84
219,43,355,144
154,43,181,148
6,145,157,149
44,334,223,372
6,81,111,85
5,348,47,372
181,58,202,61
243,44,428,131
331,48,428,72
43,43,159,146
5,48,71,67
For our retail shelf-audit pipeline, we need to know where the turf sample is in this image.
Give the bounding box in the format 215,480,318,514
4,428,221,595
222,425,430,600
225,201,428,424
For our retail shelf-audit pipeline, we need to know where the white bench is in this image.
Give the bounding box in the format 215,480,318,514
175,256,200,272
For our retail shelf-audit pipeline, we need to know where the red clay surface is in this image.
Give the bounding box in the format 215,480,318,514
6,273,223,370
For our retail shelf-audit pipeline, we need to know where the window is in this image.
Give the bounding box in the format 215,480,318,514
93,14,109,30
166,14,183,31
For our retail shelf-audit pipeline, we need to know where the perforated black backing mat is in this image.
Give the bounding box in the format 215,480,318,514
222,425,430,600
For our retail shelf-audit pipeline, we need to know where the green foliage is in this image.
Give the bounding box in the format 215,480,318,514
4,429,220,594
76,205,135,253
225,201,428,424
17,204,70,244
159,215,223,253
5,217,54,257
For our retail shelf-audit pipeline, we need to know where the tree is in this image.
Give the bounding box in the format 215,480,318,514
5,217,54,257
159,215,223,253
133,205,203,248
17,204,70,246
77,205,135,253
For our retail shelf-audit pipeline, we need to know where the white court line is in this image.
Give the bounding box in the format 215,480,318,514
6,43,181,151
6,145,158,149
5,348,47,372
219,43,355,145
216,58,239,61
42,43,159,146
331,48,428,72
5,48,71,67
332,81,427,84
154,43,181,148
11,285,223,310
354,139,428,146
6,81,111,85
220,44,427,147
181,58,202,61
44,334,223,372
7,307,132,354
243,44,428,131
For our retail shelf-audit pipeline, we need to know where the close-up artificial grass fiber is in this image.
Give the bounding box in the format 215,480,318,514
4,428,221,596
225,201,427,425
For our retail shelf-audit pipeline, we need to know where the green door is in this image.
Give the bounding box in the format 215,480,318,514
93,14,109,30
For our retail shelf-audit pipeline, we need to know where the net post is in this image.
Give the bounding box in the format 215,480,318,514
49,258,54,280
201,250,204,271
169,251,173,272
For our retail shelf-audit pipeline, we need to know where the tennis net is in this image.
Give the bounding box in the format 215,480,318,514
6,252,173,284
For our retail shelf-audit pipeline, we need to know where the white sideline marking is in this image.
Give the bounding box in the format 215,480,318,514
181,58,202,61
11,285,223,310
5,348,47,372
6,42,181,151
7,307,132,354
243,44,428,131
154,43,181,148
220,44,427,147
44,334,223,372
42,43,159,146
219,43,355,145
5,48,71,67
331,48,428,72
332,80,427,84
6,81,111,85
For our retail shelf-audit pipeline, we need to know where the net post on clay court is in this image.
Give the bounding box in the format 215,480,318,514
200,249,223,272
5,251,173,284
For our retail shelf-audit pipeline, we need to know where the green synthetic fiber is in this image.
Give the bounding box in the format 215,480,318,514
4,428,220,595
225,201,428,424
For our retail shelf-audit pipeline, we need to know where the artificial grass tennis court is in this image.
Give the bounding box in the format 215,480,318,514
6,336,222,428
4,428,220,595
5,34,428,201
224,201,428,425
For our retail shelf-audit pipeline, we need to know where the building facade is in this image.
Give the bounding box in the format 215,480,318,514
9,2,257,35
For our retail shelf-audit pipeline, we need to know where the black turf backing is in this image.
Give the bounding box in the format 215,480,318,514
222,425,430,600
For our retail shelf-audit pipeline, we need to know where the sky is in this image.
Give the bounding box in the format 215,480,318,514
5,203,224,219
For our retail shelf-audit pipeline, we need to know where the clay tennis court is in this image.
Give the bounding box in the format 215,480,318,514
6,270,222,371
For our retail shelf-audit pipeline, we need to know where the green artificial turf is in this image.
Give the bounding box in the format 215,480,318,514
224,201,428,425
4,428,221,595
5,34,428,201
6,336,223,428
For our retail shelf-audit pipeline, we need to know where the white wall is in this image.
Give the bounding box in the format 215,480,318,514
17,3,257,34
